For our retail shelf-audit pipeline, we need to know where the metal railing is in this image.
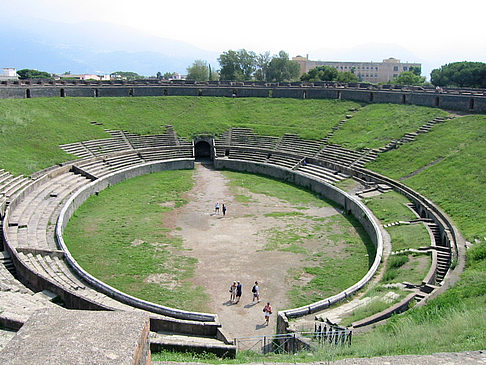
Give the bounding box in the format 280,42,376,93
235,325,352,355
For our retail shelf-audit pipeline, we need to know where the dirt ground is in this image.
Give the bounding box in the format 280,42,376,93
169,162,342,339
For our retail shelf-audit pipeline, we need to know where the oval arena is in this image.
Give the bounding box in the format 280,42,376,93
0,86,471,363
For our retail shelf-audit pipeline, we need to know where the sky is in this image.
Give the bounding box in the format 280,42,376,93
3,0,486,76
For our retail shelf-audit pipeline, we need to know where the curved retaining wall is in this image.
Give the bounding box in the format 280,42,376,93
55,158,219,323
213,158,383,318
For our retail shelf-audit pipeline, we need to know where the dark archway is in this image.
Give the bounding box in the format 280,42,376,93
194,140,211,161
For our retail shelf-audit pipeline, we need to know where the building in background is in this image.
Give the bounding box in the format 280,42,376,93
292,56,421,83
0,68,19,81
57,74,110,81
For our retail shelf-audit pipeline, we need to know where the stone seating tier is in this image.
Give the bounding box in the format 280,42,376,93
296,163,346,184
104,152,145,170
139,148,193,161
8,174,90,251
228,128,279,149
230,150,268,162
58,142,93,159
0,175,31,198
275,134,323,156
267,153,301,169
82,138,132,156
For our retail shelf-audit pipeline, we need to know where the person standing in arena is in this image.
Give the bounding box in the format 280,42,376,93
263,302,272,325
252,281,260,303
235,281,242,303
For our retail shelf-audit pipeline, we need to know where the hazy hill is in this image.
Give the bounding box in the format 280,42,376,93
1,18,219,76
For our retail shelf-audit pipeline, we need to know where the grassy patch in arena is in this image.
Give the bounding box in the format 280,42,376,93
63,169,210,312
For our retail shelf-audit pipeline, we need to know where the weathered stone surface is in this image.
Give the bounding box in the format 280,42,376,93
0,307,150,365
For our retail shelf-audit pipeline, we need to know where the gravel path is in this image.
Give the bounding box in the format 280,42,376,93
170,162,340,339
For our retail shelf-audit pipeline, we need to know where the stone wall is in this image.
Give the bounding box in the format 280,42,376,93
1,84,485,112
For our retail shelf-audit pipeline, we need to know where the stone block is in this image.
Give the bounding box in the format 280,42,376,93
0,308,151,365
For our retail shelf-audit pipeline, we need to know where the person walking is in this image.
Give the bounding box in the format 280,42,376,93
215,202,220,215
263,302,272,325
252,281,260,303
230,281,237,303
235,281,242,303
222,203,227,216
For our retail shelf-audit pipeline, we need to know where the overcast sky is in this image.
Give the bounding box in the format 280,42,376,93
4,0,485,74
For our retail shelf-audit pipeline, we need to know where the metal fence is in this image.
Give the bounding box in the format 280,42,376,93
235,325,352,355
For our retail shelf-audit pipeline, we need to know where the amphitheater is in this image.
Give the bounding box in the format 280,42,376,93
0,81,483,364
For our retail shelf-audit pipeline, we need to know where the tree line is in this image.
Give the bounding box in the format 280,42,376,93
13,59,486,89
186,50,300,82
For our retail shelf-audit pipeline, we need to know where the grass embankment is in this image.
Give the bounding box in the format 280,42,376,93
339,114,486,356
0,97,359,175
63,169,210,312
338,191,432,327
0,97,446,176
329,104,449,150
222,170,375,308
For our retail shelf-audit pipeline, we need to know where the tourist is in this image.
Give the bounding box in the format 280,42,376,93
235,281,242,303
263,302,272,325
222,203,227,216
230,281,237,303
215,201,220,214
252,281,260,303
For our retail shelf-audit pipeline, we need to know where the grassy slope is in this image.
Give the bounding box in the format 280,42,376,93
0,97,360,175
329,104,449,150
350,114,486,356
368,115,486,242
0,97,445,176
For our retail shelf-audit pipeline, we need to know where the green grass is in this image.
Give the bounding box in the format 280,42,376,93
222,170,336,208
362,191,417,224
63,169,210,312
329,104,449,150
286,214,376,308
386,224,430,251
382,253,430,284
0,97,360,175
221,170,374,308
368,115,486,242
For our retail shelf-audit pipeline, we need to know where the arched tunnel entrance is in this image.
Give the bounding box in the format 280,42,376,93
194,140,212,161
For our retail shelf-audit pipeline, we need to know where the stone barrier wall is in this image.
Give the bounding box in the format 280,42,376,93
55,159,221,326
1,84,485,112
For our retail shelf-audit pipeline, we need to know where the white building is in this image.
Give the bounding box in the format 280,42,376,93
0,68,19,81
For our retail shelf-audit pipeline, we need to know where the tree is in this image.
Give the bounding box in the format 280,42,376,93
162,72,176,80
254,51,271,81
392,71,425,86
409,66,421,76
431,62,486,88
186,60,209,81
336,71,358,83
301,65,338,82
17,69,51,79
156,72,162,80
266,51,300,82
110,71,142,80
218,49,257,81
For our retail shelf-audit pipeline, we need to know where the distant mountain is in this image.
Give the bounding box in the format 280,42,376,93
1,18,219,76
